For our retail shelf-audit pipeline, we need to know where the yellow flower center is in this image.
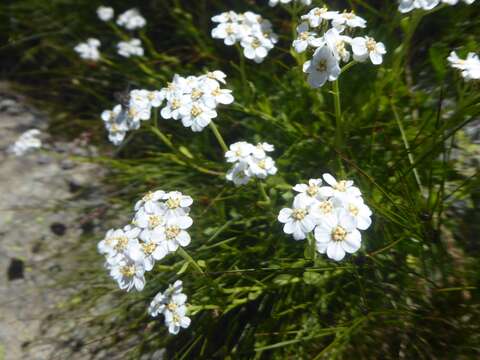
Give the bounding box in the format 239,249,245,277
335,180,347,192
292,208,306,221
166,197,180,209
171,99,181,110
258,160,266,170
165,225,181,239
251,39,261,49
366,38,377,52
331,226,347,242
120,265,135,277
349,204,359,216
191,105,202,117
212,87,221,97
143,191,154,202
318,200,333,214
148,215,163,229
114,236,129,251
142,242,157,255
299,32,309,41
314,7,327,16
191,89,203,100
306,185,318,197
167,302,178,312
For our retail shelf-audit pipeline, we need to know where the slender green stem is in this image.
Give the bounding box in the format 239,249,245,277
391,101,424,193
177,247,205,275
150,125,223,176
307,233,316,261
236,44,248,96
332,80,343,150
257,180,271,204
209,122,228,153
332,80,346,175
150,125,176,152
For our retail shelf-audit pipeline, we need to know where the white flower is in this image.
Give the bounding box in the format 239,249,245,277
8,129,42,156
314,209,362,261
108,253,146,291
101,105,130,145
351,36,386,65
133,205,166,241
117,38,144,58
160,191,193,219
293,22,324,53
211,11,278,63
211,22,242,46
128,237,166,271
319,173,362,200
97,6,114,21
301,6,339,28
225,141,255,163
148,280,191,335
117,8,146,30
74,38,101,61
134,190,166,212
98,225,141,261
278,197,317,240
226,162,251,186
148,280,184,316
180,102,217,132
398,0,439,12
324,28,352,63
161,94,190,120
252,142,275,159
334,196,372,231
225,141,277,186
247,156,278,179
448,51,480,81
151,216,193,253
331,11,367,31
293,178,324,204
241,35,272,63
302,45,341,88
165,305,191,335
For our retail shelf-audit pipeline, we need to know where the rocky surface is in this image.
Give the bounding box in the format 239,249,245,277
0,83,104,360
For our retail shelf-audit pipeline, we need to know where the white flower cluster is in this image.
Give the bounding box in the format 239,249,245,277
278,174,372,261
293,6,386,88
98,190,194,292
116,8,147,30
211,11,278,63
225,141,278,186
148,280,191,335
76,7,146,62
74,38,101,61
448,51,480,81
159,71,234,132
8,129,42,156
398,0,476,13
97,6,114,21
117,38,144,58
269,0,312,6
101,89,163,145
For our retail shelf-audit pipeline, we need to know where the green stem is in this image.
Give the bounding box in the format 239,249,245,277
177,248,205,275
257,180,271,204
150,125,223,176
391,101,424,194
307,233,317,261
332,80,343,149
332,80,346,175
209,122,228,153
